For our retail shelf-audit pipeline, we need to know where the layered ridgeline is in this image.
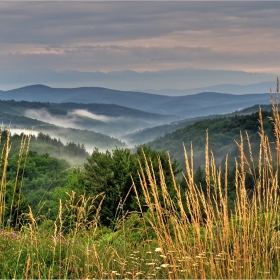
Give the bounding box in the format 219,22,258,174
0,84,272,149
0,99,178,150
0,84,271,118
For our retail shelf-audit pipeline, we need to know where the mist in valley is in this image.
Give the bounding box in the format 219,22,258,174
10,128,39,137
23,107,173,147
25,108,113,130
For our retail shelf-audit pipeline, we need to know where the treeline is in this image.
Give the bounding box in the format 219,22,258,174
2,131,89,160
3,132,182,229
1,130,91,225
33,132,89,158
5,138,270,230
3,109,277,229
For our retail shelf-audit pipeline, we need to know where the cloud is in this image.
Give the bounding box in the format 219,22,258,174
0,1,280,88
70,109,114,123
0,2,278,47
10,128,38,137
25,108,79,128
2,41,280,75
24,108,117,129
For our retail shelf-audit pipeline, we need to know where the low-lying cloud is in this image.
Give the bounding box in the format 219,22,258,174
25,108,117,129
10,128,39,137
70,109,113,122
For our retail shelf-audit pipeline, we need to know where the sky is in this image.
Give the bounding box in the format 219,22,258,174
0,1,280,91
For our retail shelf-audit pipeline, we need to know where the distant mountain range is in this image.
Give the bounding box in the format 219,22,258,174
0,67,275,92
0,99,181,151
0,85,272,119
143,80,274,96
0,83,277,153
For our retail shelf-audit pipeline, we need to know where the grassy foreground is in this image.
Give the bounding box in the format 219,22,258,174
1,84,280,279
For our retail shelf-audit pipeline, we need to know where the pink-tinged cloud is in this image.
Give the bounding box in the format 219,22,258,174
0,1,279,90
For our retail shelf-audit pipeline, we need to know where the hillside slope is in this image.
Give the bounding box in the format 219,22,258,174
0,100,127,152
125,104,272,145
147,108,274,169
0,99,178,140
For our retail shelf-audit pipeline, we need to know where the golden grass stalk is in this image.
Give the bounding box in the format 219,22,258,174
0,126,11,226
10,130,32,227
132,79,280,279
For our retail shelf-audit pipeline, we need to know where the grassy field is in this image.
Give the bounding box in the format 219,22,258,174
1,82,280,279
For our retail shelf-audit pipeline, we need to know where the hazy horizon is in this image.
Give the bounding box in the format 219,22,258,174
0,67,276,95
0,2,279,93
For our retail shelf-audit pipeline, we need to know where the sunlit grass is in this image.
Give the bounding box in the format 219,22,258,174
0,80,280,278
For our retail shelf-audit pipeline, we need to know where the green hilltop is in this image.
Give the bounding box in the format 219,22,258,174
147,106,274,169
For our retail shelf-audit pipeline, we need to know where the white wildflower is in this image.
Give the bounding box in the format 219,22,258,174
155,247,162,252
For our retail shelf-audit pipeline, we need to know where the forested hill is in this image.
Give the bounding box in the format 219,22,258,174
0,99,178,140
125,104,272,145
2,130,90,166
0,99,177,122
148,108,274,169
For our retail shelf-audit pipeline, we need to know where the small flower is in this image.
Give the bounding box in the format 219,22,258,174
7,219,10,223
155,247,162,252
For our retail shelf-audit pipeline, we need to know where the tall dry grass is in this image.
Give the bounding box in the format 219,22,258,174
130,79,280,279
0,81,280,278
0,127,32,228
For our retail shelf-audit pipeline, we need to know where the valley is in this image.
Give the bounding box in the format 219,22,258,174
0,84,274,175
0,85,272,156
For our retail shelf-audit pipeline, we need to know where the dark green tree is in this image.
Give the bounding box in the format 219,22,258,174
82,145,181,227
6,151,70,219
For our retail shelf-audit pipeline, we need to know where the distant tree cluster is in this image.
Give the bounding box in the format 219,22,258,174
32,132,90,160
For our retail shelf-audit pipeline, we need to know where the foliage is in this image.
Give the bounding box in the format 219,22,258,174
82,145,181,227
0,130,90,163
6,150,71,221
31,132,89,162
